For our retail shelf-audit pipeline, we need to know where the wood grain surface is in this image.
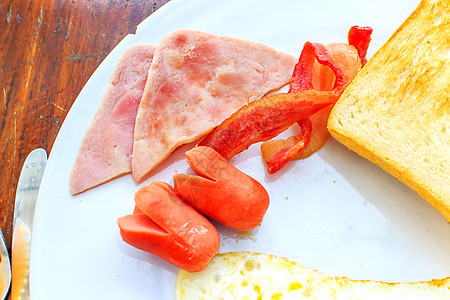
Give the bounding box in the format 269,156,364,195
0,0,170,261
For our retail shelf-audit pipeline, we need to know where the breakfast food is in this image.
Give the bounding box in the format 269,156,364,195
327,0,450,220
70,44,156,195
262,26,372,170
118,182,220,272
118,146,269,271
173,146,270,231
347,25,373,66
260,39,366,173
132,29,297,181
199,90,336,162
199,29,369,173
175,252,450,299
71,28,369,193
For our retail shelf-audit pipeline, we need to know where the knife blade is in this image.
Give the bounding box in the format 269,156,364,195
11,149,47,300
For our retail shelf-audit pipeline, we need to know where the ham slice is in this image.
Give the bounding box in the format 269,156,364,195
70,44,156,195
132,30,297,181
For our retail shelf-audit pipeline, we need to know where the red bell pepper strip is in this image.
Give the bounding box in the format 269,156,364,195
118,181,220,272
173,146,269,231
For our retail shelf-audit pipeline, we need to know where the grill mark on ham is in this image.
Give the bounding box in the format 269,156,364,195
70,44,156,195
132,30,297,181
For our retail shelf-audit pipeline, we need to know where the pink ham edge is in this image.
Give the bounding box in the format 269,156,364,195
132,29,297,181
70,44,156,195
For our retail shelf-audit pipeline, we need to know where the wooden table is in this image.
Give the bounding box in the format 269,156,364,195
0,0,170,273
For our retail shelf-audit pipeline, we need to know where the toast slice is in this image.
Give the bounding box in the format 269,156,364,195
327,0,449,221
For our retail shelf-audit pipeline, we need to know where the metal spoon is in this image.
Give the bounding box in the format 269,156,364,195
0,228,11,300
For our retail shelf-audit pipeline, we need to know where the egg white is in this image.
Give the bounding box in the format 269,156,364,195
175,252,450,300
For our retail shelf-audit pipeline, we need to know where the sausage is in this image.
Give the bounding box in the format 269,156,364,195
173,146,270,231
118,181,220,272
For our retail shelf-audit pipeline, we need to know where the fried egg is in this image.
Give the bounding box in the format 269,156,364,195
175,252,450,300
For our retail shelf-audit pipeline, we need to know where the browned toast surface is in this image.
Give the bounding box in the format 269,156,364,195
328,0,449,221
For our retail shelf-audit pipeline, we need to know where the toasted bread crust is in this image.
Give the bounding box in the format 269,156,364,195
328,0,449,221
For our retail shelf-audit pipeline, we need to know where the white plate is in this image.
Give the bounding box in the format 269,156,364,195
30,0,450,299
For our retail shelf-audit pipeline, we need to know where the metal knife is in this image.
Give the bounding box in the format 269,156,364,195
11,149,47,300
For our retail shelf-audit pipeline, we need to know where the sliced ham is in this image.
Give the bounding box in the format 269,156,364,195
70,44,156,195
132,30,297,181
